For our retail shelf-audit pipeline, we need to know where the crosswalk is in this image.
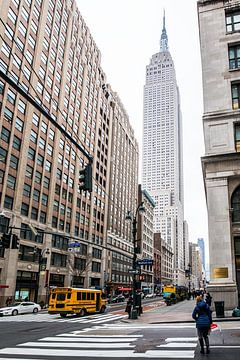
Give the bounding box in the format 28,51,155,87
0,323,199,359
0,311,127,324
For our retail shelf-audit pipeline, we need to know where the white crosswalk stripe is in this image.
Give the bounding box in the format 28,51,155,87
0,311,127,323
0,325,199,359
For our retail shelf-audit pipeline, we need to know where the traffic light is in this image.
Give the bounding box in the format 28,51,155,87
79,164,92,192
139,274,145,282
39,257,47,271
12,234,20,249
0,233,11,249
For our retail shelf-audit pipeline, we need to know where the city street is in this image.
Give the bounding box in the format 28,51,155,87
0,299,239,359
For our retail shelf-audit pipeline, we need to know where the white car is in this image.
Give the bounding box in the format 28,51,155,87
0,301,41,316
145,293,156,298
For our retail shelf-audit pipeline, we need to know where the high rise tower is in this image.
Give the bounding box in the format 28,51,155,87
142,13,185,284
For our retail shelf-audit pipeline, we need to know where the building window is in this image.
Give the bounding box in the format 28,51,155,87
23,183,31,197
0,147,7,163
232,83,240,109
7,89,16,104
12,136,21,150
41,193,48,206
37,154,44,167
31,207,38,220
33,188,40,202
15,117,24,132
236,124,240,152
51,252,67,267
52,216,58,228
229,44,240,70
231,186,240,222
40,211,46,223
28,147,35,160
7,174,16,189
52,234,68,250
0,169,4,184
1,127,10,143
43,176,50,189
226,11,240,33
92,261,101,273
74,258,86,271
4,195,13,209
21,203,29,216
10,154,18,169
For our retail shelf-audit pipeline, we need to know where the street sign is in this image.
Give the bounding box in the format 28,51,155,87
137,259,154,266
68,242,81,248
128,269,140,274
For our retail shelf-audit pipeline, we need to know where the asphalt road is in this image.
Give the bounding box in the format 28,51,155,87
0,299,239,360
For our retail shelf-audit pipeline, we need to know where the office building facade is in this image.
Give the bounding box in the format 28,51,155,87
0,0,138,305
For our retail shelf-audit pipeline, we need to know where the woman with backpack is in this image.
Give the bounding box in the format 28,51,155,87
192,295,212,354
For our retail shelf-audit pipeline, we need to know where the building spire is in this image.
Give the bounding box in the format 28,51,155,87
160,9,168,52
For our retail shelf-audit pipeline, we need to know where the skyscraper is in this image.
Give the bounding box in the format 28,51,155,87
197,238,205,271
142,13,185,284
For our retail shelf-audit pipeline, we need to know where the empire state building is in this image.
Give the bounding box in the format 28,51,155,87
142,14,185,283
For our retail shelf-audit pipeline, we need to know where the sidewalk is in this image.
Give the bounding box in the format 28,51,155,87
122,299,240,324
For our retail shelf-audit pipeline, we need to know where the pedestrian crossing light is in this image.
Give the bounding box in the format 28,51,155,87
79,163,92,192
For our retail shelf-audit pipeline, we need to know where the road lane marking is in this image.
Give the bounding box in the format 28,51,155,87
157,342,197,348
40,337,139,342
145,350,195,358
18,342,135,349
165,337,198,342
57,333,143,338
0,348,146,357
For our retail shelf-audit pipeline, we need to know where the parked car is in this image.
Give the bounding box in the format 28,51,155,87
0,301,41,316
145,293,156,298
111,294,125,303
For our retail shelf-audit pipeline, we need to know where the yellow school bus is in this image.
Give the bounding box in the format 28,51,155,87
48,287,107,318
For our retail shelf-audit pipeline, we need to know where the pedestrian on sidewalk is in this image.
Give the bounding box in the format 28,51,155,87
125,296,133,319
205,292,212,307
192,295,212,354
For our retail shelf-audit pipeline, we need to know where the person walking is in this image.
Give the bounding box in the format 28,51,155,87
192,295,212,354
205,292,212,307
125,296,133,319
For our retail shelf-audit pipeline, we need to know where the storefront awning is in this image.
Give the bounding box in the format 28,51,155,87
117,287,132,291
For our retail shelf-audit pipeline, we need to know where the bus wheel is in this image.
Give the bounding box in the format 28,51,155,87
60,313,67,318
100,306,106,313
80,308,86,317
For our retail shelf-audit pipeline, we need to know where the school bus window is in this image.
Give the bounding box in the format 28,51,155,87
91,293,94,300
77,292,81,300
82,292,86,300
51,293,56,300
87,293,91,300
57,293,65,301
67,293,71,299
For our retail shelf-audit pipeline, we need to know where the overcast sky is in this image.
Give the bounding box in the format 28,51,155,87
76,0,208,256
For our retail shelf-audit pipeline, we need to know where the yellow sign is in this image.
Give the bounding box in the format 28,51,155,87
213,267,228,279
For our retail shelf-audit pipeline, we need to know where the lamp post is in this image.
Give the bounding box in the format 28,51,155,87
125,201,145,318
33,247,50,303
187,263,192,299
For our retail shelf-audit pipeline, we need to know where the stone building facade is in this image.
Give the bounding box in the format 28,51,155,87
198,0,240,308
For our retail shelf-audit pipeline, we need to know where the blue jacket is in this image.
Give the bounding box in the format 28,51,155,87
192,300,212,329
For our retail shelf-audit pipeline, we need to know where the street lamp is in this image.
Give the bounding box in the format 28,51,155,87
33,246,50,303
187,263,192,299
125,201,145,318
